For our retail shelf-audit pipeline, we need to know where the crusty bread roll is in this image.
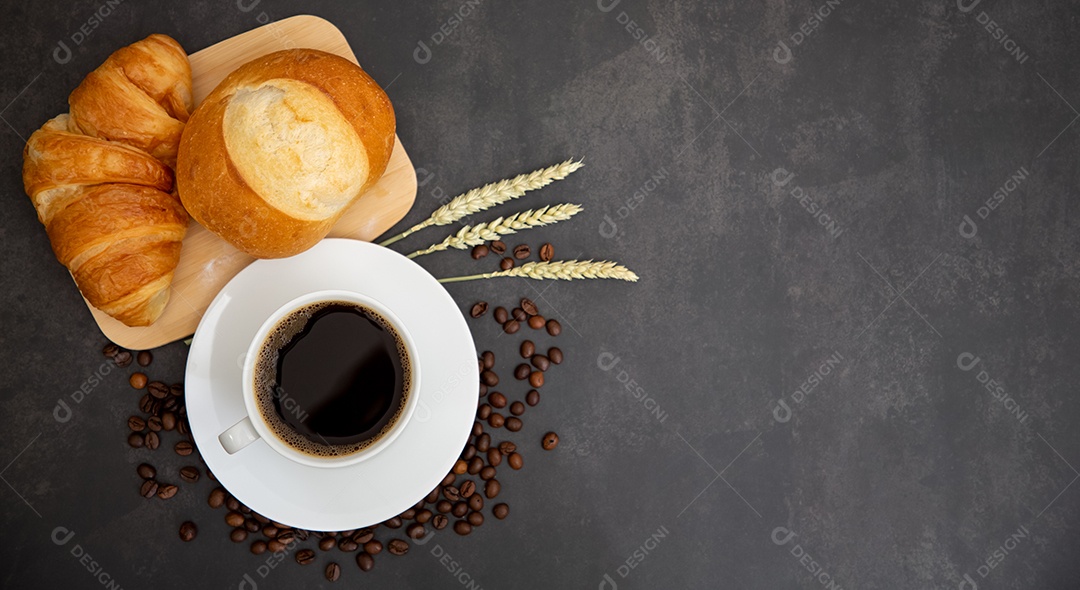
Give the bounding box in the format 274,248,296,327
176,49,396,259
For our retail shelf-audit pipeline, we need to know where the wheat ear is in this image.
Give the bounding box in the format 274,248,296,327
438,260,639,283
405,204,583,259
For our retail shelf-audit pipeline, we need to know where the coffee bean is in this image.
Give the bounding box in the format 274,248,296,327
477,404,491,420
147,416,163,432
548,347,563,364
353,529,375,544
170,383,184,397
388,539,409,556
356,552,375,571
515,364,531,380
225,511,245,527
488,413,505,428
244,519,260,533
481,370,499,387
129,373,148,389
468,457,484,474
163,397,178,412
490,240,507,254
384,516,403,529
161,412,177,431
137,351,153,367
467,511,484,527
137,463,155,479
128,432,145,448
472,421,483,437
498,441,517,455
546,319,562,336
436,500,452,513
520,298,538,315
526,389,540,406
479,383,488,397
128,416,146,432
510,401,525,416
493,307,508,323
432,514,449,530
231,528,249,543
539,242,554,261
532,355,550,371
208,488,226,509
528,315,546,329
463,444,477,460
542,432,559,450
178,418,190,436
508,452,524,470
512,307,527,322
443,486,460,502
103,343,120,358
520,340,535,358
485,479,501,498
251,540,268,554
175,441,194,456
468,493,484,511
452,501,469,517
148,381,169,399
179,521,197,542
489,392,507,408
459,480,476,498
470,301,490,319
325,562,342,582
318,536,337,551
471,244,490,259
506,417,523,432
113,351,133,367
453,459,468,474
529,371,545,388
140,480,158,498
226,497,240,511
416,510,433,525
296,549,316,565
180,466,200,483
338,539,358,552
502,320,520,334
263,539,284,552
481,351,495,369
363,540,382,555
407,523,426,539
480,466,496,481
513,244,531,259
252,513,268,524
157,484,178,499
499,257,514,270
477,433,491,453
441,472,456,487
295,529,309,541
488,449,502,466
139,394,154,413
494,503,510,519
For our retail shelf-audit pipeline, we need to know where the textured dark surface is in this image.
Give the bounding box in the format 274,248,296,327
2,0,1079,588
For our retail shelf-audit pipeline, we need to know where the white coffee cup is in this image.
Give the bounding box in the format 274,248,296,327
217,289,420,468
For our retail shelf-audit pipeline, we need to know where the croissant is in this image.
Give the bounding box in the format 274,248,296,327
22,34,193,327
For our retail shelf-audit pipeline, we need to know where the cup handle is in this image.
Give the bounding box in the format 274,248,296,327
219,416,260,454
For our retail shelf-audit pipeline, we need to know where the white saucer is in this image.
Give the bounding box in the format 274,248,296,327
185,239,477,531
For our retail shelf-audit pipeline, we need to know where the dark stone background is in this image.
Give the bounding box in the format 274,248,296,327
2,0,1079,588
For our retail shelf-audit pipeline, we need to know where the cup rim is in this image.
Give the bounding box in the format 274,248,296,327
240,289,421,468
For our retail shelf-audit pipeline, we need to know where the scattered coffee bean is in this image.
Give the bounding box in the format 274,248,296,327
175,441,194,456
453,459,468,474
463,444,477,460
481,370,499,387
513,244,530,259
532,355,550,371
470,492,486,510
454,521,472,536
226,497,240,511
388,539,410,556
384,516,403,529
539,242,554,261
251,540,268,555
320,536,338,551
443,486,460,502
356,552,375,571
147,416,163,432
479,383,488,397
432,514,449,530
521,298,538,315
506,417,523,432
140,480,158,498
128,432,145,448
508,452,524,470
510,401,525,416
137,463,156,479
407,523,426,539
231,528,249,543
520,340,535,358
179,521,197,542
526,389,540,406
363,540,382,555
103,343,120,358
490,240,507,254
467,511,484,527
499,257,514,270
494,503,510,519
129,373,148,390
477,404,491,420
148,381,170,399
514,364,531,380
208,488,226,509
161,412,177,431
502,320,520,334
353,529,375,544
113,351,133,367
139,394,154,414
489,392,506,408
325,562,341,582
542,432,560,450
472,421,483,437
493,307,508,323
137,351,153,367
225,511,245,527
128,416,146,432
471,244,489,259
470,302,488,318
488,413,505,428
441,472,456,487
546,319,562,336
416,509,433,524
529,371,545,388
528,315,546,329
468,457,484,475
338,539,358,552
180,466,200,483
157,484,178,499
481,351,495,369
244,519,260,533
459,480,476,498
296,549,316,565
485,479,501,498
548,347,563,364
436,500,452,513
488,449,502,466
452,501,469,517
477,434,491,453
170,383,184,397
512,307,527,322
498,441,517,455
480,466,496,481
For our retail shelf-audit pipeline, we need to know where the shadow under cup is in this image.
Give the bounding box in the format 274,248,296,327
220,290,420,468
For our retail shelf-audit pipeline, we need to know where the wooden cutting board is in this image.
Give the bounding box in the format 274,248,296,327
86,15,417,350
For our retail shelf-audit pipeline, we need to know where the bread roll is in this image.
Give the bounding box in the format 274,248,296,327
176,49,396,258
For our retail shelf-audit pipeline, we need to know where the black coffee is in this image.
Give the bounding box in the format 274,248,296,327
253,301,410,457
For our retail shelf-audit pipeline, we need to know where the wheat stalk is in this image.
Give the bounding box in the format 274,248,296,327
378,159,583,247
438,260,639,283
405,204,583,259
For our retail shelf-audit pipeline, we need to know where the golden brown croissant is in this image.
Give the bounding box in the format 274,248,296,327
22,34,192,327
